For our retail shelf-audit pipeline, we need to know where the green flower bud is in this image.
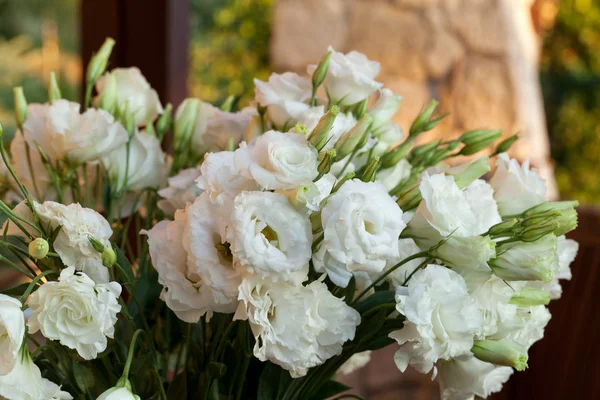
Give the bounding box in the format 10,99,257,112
360,156,379,183
509,287,551,307
449,156,491,189
245,115,263,142
220,95,236,112
86,37,115,84
315,149,336,180
28,238,49,259
411,141,439,159
459,129,502,145
488,218,519,237
352,98,369,120
145,121,157,137
98,73,118,114
294,122,309,136
409,100,447,138
308,106,339,151
13,87,28,129
490,234,558,282
380,141,414,169
493,133,519,155
156,103,173,141
119,103,136,137
396,184,422,211
48,72,62,102
472,340,528,371
174,98,201,152
88,236,106,253
334,114,373,161
311,50,333,89
102,247,117,267
524,201,579,237
520,221,559,242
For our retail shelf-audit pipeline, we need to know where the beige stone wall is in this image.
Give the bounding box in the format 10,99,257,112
271,0,557,197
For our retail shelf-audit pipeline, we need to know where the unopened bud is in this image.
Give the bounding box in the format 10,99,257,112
459,133,502,156
494,133,519,155
220,95,235,112
509,288,550,307
409,100,447,138
380,141,413,169
48,72,62,102
311,50,333,89
520,221,559,242
360,156,379,183
450,156,491,189
88,236,106,253
352,98,369,120
102,247,117,267
332,172,355,193
174,98,200,151
98,73,118,114
411,141,440,159
145,121,157,137
334,114,373,161
488,218,518,237
524,201,579,237
156,103,173,140
308,106,339,151
245,115,263,142
472,340,528,371
120,103,136,137
460,129,502,145
294,123,309,136
13,87,28,129
86,38,115,84
28,238,49,259
396,184,422,211
315,149,336,180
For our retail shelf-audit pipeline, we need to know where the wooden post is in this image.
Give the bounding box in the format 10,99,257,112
80,0,189,107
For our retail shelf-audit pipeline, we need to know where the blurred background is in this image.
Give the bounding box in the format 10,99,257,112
0,0,598,398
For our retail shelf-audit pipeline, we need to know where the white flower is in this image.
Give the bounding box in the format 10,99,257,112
555,235,578,281
179,99,255,154
338,351,372,375
390,265,482,376
10,134,57,201
307,47,383,106
493,305,551,350
489,153,547,216
298,107,358,151
320,179,405,285
407,175,501,271
182,194,242,308
96,67,163,126
0,295,24,376
27,267,121,360
490,235,559,283
157,167,203,215
0,349,72,400
144,208,237,323
383,238,426,288
369,88,402,136
376,123,404,146
278,173,335,214
377,158,411,191
103,130,168,192
254,72,312,128
231,191,312,285
235,277,360,377
234,130,318,190
97,385,140,400
437,356,513,400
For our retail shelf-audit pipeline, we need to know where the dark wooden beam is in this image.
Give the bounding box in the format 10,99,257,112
80,0,189,107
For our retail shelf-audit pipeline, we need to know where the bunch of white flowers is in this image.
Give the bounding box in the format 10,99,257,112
0,39,578,400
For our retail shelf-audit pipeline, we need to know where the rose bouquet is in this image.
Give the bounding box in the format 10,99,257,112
0,38,579,400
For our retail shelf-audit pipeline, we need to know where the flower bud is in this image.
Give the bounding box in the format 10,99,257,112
360,156,379,183
145,121,157,137
98,73,118,114
311,50,333,89
308,106,339,151
493,133,519,155
174,98,200,152
294,122,309,136
28,238,49,259
48,72,62,102
509,287,550,307
520,221,559,242
245,115,264,142
334,114,373,161
102,247,117,267
490,234,558,282
524,201,578,237
370,89,402,135
472,340,528,371
156,103,173,140
488,218,518,237
411,141,439,159
86,37,115,84
315,149,336,180
409,100,447,138
88,236,106,253
13,87,28,128
459,129,502,145
120,103,136,137
396,183,422,211
449,156,491,189
332,172,355,193
380,141,413,169
220,95,236,112
352,97,369,120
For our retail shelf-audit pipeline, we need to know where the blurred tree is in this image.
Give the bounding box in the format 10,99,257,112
541,0,600,205
189,0,273,107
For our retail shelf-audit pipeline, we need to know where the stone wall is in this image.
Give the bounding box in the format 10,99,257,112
270,0,558,197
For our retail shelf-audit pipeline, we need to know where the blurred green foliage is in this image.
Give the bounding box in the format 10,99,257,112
189,0,273,107
541,0,600,204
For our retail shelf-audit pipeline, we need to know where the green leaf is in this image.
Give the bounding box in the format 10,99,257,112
73,362,95,393
167,372,187,400
258,363,292,400
344,276,356,305
309,380,351,400
0,282,30,296
115,247,135,284
357,309,388,344
355,290,395,314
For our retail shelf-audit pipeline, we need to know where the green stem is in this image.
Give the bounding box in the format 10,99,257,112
0,253,35,279
19,269,57,305
121,329,144,381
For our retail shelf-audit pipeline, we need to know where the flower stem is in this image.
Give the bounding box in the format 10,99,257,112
121,329,144,382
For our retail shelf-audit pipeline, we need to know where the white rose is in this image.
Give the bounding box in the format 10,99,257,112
0,348,72,399
278,172,335,214
254,72,312,128
320,179,405,285
377,158,411,191
235,277,360,377
437,356,513,400
390,265,482,376
234,130,318,190
489,153,547,216
298,106,357,151
231,191,311,285
144,208,237,323
0,295,24,376
307,47,383,106
96,67,163,126
383,238,426,288
407,175,501,271
10,133,56,201
157,167,203,215
97,385,140,400
338,351,372,375
103,130,168,192
27,267,121,360
178,99,255,154
369,88,403,136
